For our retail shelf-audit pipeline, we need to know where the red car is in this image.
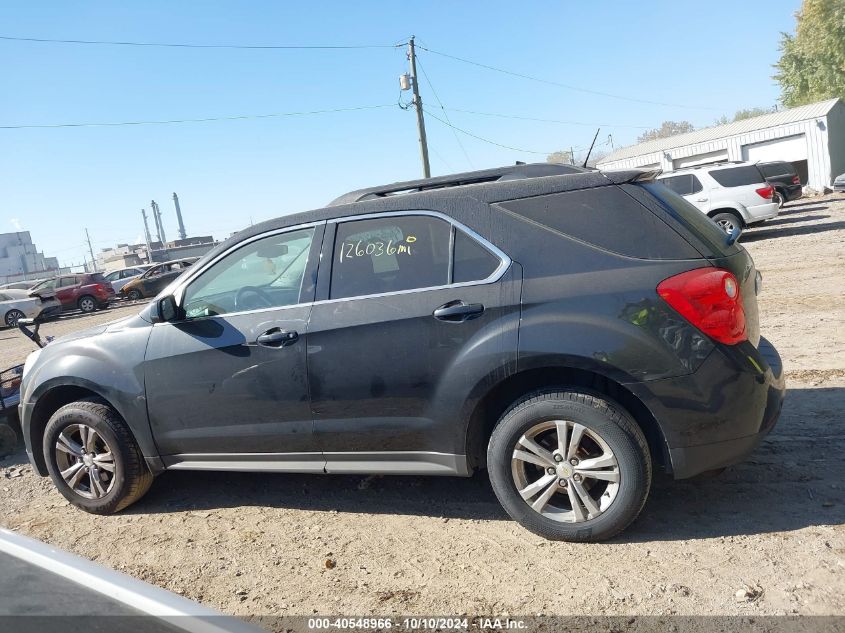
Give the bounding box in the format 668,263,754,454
28,273,115,313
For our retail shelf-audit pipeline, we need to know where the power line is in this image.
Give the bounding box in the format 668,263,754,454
0,104,395,129
417,45,718,111
425,108,612,156
416,58,474,169
443,107,653,130
0,34,399,50
423,108,552,155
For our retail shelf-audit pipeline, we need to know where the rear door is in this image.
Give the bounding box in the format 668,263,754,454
54,275,80,307
306,211,521,473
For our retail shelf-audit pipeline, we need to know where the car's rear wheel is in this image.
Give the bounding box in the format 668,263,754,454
711,212,743,237
77,295,97,313
487,390,651,542
126,289,143,301
772,190,785,208
4,309,25,327
43,398,153,514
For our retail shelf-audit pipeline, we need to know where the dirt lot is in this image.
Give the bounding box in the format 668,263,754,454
1,196,843,625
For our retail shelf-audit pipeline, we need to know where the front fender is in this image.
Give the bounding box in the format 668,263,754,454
21,317,155,464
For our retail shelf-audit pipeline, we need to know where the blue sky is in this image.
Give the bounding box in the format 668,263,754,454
1,0,800,267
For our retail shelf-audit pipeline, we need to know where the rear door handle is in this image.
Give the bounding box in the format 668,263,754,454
256,328,299,347
433,300,484,322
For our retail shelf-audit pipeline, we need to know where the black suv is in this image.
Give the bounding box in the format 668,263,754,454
18,164,784,541
758,160,803,207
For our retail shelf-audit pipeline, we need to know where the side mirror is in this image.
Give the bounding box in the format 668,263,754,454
155,295,180,323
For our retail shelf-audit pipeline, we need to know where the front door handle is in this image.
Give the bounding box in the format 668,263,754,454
433,300,485,322
256,328,299,348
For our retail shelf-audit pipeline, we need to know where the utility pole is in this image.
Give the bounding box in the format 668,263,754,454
85,229,96,272
569,147,575,166
407,37,431,178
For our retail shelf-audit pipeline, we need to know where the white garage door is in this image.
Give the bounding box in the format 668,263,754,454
672,149,728,169
742,135,808,162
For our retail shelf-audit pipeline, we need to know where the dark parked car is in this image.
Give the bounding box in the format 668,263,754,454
28,273,115,313
758,161,803,207
118,258,197,300
834,172,845,193
18,164,784,542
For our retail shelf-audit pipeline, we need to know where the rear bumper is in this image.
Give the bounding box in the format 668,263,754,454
781,184,803,202
626,336,785,479
744,201,779,224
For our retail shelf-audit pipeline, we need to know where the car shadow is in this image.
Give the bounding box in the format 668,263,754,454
114,386,845,542
760,214,829,227
740,221,845,242
777,204,829,216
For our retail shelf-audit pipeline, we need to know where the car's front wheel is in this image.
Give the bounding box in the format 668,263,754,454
126,289,143,301
487,390,651,542
4,309,25,327
43,399,153,514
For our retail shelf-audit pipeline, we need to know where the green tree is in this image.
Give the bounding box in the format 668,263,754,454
774,0,845,107
637,121,695,143
714,106,777,125
547,150,574,165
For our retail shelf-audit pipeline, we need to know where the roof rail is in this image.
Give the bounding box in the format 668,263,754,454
328,163,588,206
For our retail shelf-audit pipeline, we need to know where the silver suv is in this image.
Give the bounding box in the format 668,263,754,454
657,161,779,236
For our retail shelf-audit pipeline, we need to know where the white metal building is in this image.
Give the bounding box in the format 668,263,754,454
597,98,845,191
0,231,61,283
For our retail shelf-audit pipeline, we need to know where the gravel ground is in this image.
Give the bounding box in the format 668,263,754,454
0,195,843,626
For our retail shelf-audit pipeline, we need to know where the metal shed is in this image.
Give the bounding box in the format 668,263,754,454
597,98,845,192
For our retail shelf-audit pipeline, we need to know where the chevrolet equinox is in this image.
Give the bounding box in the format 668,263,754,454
18,164,785,541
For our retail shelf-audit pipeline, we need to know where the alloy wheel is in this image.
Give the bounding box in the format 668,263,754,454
5,310,24,327
715,218,737,234
79,297,96,312
511,420,620,522
54,424,116,499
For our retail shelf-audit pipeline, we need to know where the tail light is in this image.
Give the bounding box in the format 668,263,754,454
755,185,774,199
792,175,800,185
93,283,108,293
657,268,747,345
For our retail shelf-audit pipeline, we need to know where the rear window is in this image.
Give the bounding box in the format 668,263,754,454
499,186,699,260
641,183,740,257
89,273,107,283
710,165,765,187
759,162,796,178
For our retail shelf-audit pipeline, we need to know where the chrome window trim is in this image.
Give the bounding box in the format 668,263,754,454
323,209,511,304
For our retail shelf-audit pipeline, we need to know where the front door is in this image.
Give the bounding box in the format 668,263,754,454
144,224,324,469
306,213,520,473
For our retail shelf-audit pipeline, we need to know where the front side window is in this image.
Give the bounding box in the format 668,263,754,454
330,215,451,299
182,227,315,318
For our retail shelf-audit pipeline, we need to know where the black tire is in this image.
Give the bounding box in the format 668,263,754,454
487,390,651,542
77,295,97,313
711,212,743,237
4,309,25,328
772,190,785,208
43,398,153,514
126,289,143,301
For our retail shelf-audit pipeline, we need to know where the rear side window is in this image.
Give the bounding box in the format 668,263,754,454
331,215,451,299
453,230,501,283
710,166,765,187
90,273,107,283
640,183,740,257
499,186,699,260
659,174,703,196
